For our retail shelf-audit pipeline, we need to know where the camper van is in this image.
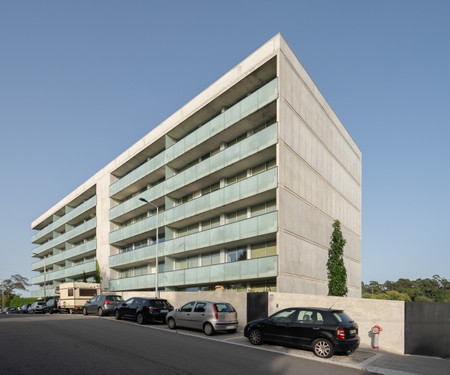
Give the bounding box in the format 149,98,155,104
55,282,101,314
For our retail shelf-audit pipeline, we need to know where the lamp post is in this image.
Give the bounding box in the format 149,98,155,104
139,198,160,298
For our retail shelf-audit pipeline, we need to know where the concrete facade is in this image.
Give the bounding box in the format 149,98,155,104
31,34,361,298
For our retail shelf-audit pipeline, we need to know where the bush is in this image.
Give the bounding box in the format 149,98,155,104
8,297,38,308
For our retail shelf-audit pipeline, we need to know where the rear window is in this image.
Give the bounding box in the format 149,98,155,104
37,302,46,306
148,299,171,307
106,296,124,302
332,311,353,323
214,303,234,313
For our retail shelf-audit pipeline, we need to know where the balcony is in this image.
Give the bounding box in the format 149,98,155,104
109,168,278,247
31,288,56,299
109,255,278,291
32,240,96,272
32,260,96,284
109,210,278,268
32,196,96,244
110,152,165,198
164,78,278,163
32,218,96,256
109,123,278,223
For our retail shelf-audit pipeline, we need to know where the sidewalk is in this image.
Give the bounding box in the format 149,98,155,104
346,345,450,375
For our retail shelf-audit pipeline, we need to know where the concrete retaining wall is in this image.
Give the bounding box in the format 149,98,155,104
120,290,404,354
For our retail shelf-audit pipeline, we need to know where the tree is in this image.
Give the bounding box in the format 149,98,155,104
82,271,88,283
94,261,102,284
1,274,31,306
327,220,348,296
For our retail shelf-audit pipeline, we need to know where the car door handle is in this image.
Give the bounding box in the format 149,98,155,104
313,327,320,330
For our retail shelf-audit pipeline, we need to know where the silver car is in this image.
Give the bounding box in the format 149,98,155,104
82,295,124,316
166,301,238,335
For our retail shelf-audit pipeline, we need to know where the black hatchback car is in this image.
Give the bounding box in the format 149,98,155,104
114,297,173,325
244,307,359,358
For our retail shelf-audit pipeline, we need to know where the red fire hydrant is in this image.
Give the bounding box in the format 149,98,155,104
371,325,382,349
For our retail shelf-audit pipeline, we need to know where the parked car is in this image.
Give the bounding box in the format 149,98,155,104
83,295,124,316
44,299,59,314
114,297,173,324
166,301,238,336
19,304,31,313
28,301,47,314
3,307,18,314
244,307,360,358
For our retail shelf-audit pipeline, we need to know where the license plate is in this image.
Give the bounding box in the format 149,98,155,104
161,310,168,313
350,329,356,335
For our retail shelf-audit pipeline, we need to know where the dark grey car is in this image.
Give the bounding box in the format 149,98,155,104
83,295,124,316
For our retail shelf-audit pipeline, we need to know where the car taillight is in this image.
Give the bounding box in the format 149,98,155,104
103,301,111,305
337,327,345,340
148,306,153,311
212,304,218,320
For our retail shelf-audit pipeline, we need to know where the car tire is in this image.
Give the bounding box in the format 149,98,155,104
137,313,145,325
167,317,176,329
83,308,88,315
203,323,214,336
97,308,104,317
114,310,121,320
312,338,334,358
248,328,263,345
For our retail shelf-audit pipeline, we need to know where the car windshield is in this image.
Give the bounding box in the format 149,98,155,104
214,303,234,313
38,302,46,306
333,311,353,323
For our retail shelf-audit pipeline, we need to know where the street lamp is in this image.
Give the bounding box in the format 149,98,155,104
139,197,160,298
32,252,46,301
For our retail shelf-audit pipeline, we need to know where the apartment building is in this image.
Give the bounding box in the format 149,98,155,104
31,34,362,298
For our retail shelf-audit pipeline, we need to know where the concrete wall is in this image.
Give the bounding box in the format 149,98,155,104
276,37,362,297
120,290,404,354
269,293,404,354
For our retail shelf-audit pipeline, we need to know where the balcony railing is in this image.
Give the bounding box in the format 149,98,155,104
109,123,277,224
31,240,96,272
109,210,278,268
32,218,96,256
109,167,278,246
31,260,96,284
32,196,96,244
109,255,278,291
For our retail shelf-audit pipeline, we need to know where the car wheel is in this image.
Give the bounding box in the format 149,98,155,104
167,317,176,329
248,328,263,345
137,313,145,325
203,322,214,336
114,310,121,320
83,308,88,315
312,338,334,358
97,308,104,317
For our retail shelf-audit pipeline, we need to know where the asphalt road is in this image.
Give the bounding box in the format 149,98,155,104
0,314,375,375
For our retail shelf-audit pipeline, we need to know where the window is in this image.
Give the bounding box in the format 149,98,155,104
79,288,97,297
227,247,247,262
226,208,247,224
194,302,207,313
201,216,220,230
251,241,276,259
202,251,220,266
134,266,148,276
251,200,276,217
180,302,195,312
186,256,198,269
271,308,297,323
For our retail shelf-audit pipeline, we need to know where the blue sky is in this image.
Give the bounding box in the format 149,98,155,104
1,1,449,294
